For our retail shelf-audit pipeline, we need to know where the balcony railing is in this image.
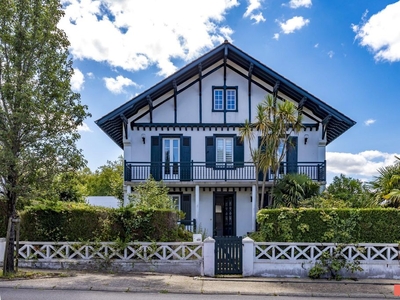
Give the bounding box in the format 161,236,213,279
125,161,326,182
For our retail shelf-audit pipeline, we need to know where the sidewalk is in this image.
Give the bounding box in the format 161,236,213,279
0,270,399,298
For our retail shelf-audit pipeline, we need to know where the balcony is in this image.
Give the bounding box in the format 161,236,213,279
124,161,326,183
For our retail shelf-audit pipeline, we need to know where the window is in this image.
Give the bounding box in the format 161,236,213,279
216,137,233,167
212,87,237,111
163,138,179,177
170,195,180,210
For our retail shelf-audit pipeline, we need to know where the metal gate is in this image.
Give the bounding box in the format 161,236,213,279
215,236,242,275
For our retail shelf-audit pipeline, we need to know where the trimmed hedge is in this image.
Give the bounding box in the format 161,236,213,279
255,208,400,243
19,202,191,242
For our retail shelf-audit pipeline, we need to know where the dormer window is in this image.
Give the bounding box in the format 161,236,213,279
212,86,238,111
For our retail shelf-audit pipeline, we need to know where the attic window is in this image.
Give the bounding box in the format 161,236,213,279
212,86,238,112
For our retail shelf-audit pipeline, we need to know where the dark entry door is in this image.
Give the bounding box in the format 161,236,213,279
214,193,235,237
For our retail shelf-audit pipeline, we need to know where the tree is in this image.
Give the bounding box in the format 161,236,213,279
85,156,124,201
371,156,400,207
325,174,374,208
240,94,303,208
128,176,175,210
273,173,320,208
0,0,90,273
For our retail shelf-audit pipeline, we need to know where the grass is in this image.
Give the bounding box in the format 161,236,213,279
0,269,70,280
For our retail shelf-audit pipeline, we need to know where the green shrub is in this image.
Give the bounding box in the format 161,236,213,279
19,201,191,242
255,208,400,243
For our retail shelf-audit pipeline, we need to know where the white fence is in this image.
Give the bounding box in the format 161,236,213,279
15,241,204,275
249,240,400,279
1,238,400,279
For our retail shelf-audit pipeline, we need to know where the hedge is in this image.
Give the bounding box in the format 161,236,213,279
255,208,400,243
19,202,191,242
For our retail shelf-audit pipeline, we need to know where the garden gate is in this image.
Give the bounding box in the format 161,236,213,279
214,236,242,275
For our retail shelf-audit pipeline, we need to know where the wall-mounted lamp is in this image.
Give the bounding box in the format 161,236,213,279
141,133,146,144
304,134,309,145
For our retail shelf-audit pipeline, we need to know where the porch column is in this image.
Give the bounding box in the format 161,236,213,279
124,185,132,206
195,185,200,225
251,184,257,232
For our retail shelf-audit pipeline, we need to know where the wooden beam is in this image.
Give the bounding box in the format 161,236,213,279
173,80,177,123
147,95,153,123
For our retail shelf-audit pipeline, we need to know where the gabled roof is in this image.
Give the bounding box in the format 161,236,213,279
96,41,356,149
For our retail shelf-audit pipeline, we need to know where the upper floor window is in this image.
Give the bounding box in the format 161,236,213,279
212,86,238,112
216,137,233,166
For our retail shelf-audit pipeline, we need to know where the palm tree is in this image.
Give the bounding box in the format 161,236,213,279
240,94,303,208
273,173,320,208
370,156,400,207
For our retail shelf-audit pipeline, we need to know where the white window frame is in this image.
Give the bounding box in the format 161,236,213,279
212,87,237,111
216,137,233,167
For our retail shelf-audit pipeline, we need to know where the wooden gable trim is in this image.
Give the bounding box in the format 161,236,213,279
173,80,178,123
147,96,153,123
248,63,253,121
198,63,203,124
132,122,319,132
119,114,128,139
322,115,332,140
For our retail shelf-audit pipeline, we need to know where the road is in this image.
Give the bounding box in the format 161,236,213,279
0,288,388,300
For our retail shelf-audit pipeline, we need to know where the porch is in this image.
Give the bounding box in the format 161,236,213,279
124,161,326,183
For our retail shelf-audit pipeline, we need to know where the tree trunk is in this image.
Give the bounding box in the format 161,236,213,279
5,179,18,274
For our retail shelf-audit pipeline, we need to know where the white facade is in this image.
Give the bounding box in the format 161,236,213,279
96,41,355,237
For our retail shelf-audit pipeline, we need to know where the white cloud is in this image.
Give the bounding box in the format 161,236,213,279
288,0,312,9
59,0,239,77
314,43,319,48
86,72,95,79
364,119,376,126
273,33,280,40
352,2,400,62
244,0,262,17
71,68,84,91
327,50,334,58
243,0,265,24
279,16,310,34
103,75,139,94
250,12,266,24
78,122,92,132
327,151,400,179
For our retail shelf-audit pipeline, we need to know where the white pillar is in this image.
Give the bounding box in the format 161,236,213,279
195,185,200,226
242,237,254,277
251,184,257,232
0,238,6,266
124,185,132,206
203,237,215,277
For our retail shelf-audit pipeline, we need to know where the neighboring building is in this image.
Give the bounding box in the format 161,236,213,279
86,196,120,208
96,41,355,237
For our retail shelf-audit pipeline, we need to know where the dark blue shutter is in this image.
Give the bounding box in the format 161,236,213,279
180,136,191,181
150,136,162,181
205,136,215,168
181,194,191,221
286,136,298,174
234,136,244,167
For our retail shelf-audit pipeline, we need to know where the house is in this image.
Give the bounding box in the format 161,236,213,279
96,41,355,237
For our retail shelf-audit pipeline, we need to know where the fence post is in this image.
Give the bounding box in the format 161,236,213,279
242,237,254,277
203,237,215,277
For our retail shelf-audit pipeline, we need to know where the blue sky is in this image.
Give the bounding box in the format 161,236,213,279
59,0,400,183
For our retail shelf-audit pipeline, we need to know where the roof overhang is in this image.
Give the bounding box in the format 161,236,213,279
96,41,356,149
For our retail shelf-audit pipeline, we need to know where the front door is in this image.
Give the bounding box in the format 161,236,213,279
162,138,180,180
214,193,236,236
